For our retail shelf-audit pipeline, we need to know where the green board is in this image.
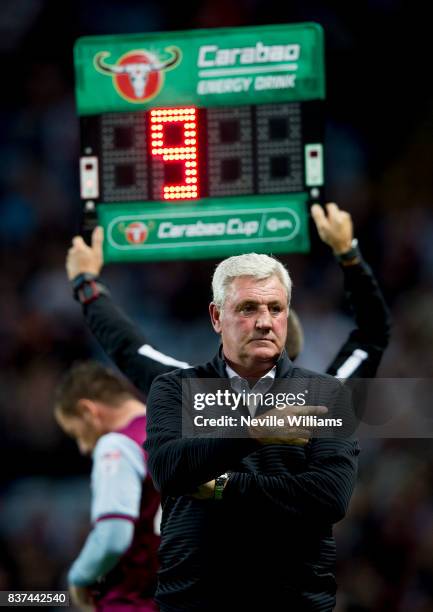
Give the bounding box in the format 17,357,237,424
99,194,309,262
75,23,324,114
74,23,325,262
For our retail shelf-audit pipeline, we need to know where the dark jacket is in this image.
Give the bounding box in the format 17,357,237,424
144,350,359,611
326,258,390,378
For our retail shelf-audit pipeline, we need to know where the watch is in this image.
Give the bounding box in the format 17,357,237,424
72,273,110,305
335,238,361,265
214,473,230,501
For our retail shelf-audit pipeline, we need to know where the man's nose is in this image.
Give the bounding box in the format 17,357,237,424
255,308,273,330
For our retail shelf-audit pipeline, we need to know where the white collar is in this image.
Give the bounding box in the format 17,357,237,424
225,363,276,382
225,363,276,416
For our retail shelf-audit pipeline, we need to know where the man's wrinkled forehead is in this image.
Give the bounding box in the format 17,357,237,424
224,274,288,306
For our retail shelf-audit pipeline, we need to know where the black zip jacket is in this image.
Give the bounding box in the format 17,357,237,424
144,351,359,611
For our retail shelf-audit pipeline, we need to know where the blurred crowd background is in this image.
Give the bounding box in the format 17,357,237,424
1,1,433,610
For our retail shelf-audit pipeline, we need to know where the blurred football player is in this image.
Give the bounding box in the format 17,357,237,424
54,362,160,611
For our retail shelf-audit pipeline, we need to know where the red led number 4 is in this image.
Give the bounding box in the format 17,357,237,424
150,107,199,200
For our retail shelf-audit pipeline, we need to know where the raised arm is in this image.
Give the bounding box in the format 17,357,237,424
66,228,190,396
311,203,391,378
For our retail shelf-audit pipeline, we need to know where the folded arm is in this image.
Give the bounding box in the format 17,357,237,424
223,437,359,524
145,374,259,496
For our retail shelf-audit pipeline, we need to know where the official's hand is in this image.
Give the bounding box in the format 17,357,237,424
66,226,104,281
248,404,328,446
311,203,353,255
191,480,215,500
69,584,94,610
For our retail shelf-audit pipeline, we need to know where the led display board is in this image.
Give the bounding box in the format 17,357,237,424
74,23,325,261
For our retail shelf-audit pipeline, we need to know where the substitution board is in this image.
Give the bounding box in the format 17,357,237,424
74,23,325,262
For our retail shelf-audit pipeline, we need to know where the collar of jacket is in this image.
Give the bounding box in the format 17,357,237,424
210,345,294,379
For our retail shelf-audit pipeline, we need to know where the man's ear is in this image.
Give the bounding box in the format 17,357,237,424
209,302,222,333
76,399,98,422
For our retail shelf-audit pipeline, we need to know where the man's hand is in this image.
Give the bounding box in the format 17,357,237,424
191,480,216,500
248,404,328,446
66,226,104,281
69,584,94,610
311,203,353,255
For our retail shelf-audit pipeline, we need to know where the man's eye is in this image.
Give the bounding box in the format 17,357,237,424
270,305,282,314
241,304,256,313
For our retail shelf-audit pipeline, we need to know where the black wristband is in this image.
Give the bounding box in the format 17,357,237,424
71,273,110,305
335,238,361,264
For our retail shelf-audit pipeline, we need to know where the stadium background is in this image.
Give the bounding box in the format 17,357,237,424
1,1,433,610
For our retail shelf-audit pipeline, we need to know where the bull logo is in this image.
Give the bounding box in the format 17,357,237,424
94,46,181,103
125,221,149,244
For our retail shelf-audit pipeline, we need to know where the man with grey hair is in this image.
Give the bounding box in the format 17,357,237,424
209,253,292,381
144,252,359,611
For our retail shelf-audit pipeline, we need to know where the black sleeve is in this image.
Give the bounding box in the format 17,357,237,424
82,288,183,396
224,438,359,524
144,374,259,496
326,257,391,378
